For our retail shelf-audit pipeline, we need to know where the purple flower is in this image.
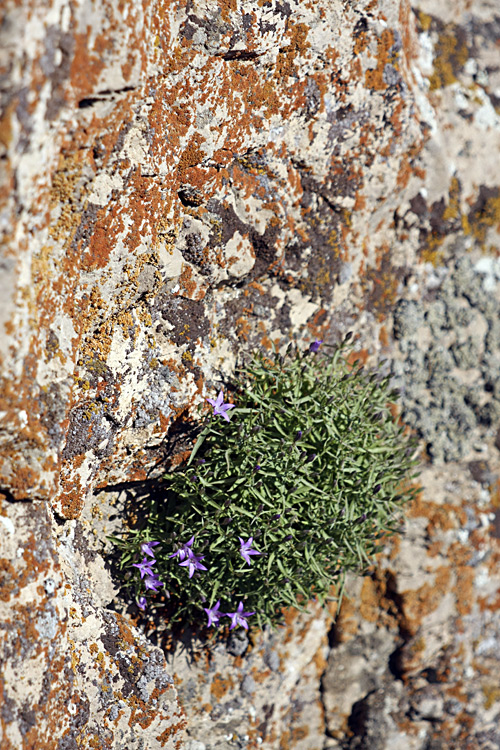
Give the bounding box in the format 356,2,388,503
179,553,207,578
203,600,223,627
309,339,323,353
239,537,262,566
133,557,156,579
141,541,160,558
137,596,147,610
206,390,236,422
168,536,195,562
226,601,255,630
144,574,164,593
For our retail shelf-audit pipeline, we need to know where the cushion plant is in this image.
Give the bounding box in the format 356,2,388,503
112,335,419,632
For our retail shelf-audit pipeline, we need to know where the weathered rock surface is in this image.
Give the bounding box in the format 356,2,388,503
0,0,429,510
0,499,186,748
1,0,500,747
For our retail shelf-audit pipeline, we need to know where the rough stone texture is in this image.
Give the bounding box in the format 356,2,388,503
0,498,187,748
0,0,429,511
1,0,500,748
391,256,500,462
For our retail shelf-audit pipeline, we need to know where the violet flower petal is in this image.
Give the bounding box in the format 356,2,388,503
141,541,160,558
203,600,223,627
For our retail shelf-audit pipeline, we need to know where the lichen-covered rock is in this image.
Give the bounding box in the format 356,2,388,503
0,0,430,513
0,499,186,748
165,603,333,749
1,0,500,747
391,256,500,462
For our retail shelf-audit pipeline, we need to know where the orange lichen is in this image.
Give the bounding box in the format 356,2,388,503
275,21,311,81
177,134,206,172
236,316,252,341
365,29,395,91
177,264,206,301
210,673,234,699
0,559,16,602
291,725,309,741
399,566,451,635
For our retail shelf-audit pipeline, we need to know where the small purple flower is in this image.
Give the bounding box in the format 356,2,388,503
137,596,147,610
168,536,195,562
179,553,207,578
203,600,223,627
239,537,262,566
144,574,164,593
133,557,156,579
226,601,255,630
141,541,160,558
309,339,323,353
206,390,236,422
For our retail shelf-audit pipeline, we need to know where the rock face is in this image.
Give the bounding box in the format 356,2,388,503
0,500,187,748
0,0,428,511
1,0,500,748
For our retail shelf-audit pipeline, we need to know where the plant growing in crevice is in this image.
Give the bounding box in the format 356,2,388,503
112,335,420,631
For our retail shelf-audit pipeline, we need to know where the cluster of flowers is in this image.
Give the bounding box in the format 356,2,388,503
132,540,165,610
133,534,261,629
132,339,323,627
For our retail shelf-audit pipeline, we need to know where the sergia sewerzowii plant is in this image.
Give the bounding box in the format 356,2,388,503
112,335,420,632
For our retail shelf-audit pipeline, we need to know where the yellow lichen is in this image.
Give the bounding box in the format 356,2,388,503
465,191,500,248
429,31,469,91
442,177,461,221
418,12,432,32
482,684,500,710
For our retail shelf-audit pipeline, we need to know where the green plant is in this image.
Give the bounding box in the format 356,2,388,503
112,336,419,631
